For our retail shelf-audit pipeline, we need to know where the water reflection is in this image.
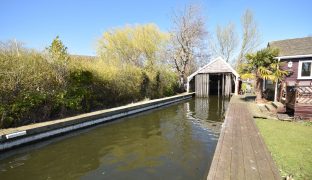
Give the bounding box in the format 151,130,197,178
0,96,229,180
187,96,229,133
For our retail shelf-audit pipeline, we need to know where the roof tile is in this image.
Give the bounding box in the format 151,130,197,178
268,37,312,56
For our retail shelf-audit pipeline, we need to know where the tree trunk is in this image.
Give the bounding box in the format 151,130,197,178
255,76,263,101
179,74,186,92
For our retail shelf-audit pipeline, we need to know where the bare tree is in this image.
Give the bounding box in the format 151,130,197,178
170,4,208,90
236,9,261,67
211,22,238,62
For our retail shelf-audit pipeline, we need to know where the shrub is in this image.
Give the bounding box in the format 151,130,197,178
0,40,179,129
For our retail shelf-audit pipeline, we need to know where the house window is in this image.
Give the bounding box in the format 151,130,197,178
298,60,312,79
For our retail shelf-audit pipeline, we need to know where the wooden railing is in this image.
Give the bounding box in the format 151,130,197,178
296,86,312,104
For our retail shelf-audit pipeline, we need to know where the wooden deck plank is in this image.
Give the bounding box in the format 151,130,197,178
249,112,281,179
207,128,225,180
207,96,280,180
247,110,276,180
230,105,245,180
207,103,233,180
214,111,234,180
240,104,260,180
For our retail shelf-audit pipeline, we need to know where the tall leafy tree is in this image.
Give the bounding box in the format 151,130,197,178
239,47,288,101
46,36,70,86
47,36,70,62
97,23,169,70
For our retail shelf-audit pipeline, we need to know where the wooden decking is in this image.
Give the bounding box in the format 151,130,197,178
207,95,280,180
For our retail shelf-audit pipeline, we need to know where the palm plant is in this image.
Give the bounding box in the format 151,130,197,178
239,47,288,101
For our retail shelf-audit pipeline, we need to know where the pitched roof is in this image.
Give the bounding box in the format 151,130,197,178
187,57,239,81
268,37,312,57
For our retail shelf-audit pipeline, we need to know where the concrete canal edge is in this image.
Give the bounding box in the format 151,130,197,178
0,93,195,151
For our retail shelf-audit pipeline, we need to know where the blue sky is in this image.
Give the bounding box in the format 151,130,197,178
1,0,311,55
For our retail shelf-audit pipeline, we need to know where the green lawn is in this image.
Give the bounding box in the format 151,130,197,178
255,119,312,180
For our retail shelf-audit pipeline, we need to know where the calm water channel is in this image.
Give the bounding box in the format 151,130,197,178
0,96,229,180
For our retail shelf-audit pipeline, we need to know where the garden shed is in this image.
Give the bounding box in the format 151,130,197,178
187,57,240,97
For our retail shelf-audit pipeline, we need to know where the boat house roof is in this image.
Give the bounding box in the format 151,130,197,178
187,57,239,81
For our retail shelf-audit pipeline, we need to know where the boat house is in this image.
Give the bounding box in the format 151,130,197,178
187,57,240,97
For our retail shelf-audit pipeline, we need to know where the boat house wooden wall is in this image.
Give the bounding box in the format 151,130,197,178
187,57,240,97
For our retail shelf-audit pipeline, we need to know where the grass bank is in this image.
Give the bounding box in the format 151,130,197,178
255,119,312,180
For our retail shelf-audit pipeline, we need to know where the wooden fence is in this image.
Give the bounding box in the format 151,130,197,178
285,85,312,119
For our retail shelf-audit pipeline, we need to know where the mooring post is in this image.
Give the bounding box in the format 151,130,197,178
218,78,220,97
207,74,210,96
222,74,225,96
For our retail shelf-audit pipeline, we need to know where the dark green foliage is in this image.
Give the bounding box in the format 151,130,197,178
164,80,180,97
151,71,162,99
66,70,93,111
140,71,150,98
1,92,48,127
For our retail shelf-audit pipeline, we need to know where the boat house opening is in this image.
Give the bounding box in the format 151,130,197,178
187,57,240,97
